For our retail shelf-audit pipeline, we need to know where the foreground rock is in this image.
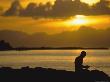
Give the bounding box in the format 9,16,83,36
0,67,110,82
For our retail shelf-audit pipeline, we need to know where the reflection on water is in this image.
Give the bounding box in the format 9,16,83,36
0,50,110,75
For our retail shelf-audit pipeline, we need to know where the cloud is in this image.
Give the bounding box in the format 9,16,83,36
2,0,110,17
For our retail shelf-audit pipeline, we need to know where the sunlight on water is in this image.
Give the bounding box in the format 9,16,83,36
0,50,110,75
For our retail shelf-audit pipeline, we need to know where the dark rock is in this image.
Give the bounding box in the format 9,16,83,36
0,67,109,82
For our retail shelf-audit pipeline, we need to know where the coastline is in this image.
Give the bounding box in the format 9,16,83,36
0,47,109,51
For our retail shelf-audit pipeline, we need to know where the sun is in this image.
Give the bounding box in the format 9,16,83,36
66,15,89,26
73,15,88,25
81,0,100,6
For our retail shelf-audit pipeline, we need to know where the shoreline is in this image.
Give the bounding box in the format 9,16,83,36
0,48,109,51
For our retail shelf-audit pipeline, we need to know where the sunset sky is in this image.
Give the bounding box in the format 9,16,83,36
0,0,110,47
0,0,100,10
0,0,110,34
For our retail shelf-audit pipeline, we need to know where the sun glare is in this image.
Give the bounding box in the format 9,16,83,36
66,15,88,26
81,0,100,6
73,15,87,25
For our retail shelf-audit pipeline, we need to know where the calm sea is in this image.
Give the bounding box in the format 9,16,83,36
0,50,110,75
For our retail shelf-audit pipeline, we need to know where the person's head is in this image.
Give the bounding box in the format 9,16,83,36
80,51,86,57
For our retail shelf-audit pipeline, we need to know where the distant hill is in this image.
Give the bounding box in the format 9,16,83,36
0,40,12,50
0,30,28,48
0,27,110,48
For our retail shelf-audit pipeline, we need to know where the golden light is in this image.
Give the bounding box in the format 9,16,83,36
73,15,88,25
66,15,89,26
81,0,100,6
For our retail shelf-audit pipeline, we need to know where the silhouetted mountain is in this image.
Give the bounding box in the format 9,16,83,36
0,67,110,82
3,0,23,16
3,0,110,17
0,26,110,48
0,30,29,48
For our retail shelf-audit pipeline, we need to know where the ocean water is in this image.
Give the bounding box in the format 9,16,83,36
0,50,110,76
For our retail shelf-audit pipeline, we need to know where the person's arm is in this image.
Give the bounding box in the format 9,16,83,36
82,65,90,69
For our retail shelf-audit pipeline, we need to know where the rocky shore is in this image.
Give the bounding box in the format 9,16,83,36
0,67,110,82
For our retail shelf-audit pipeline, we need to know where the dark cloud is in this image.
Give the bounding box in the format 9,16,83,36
0,26,110,48
3,0,23,16
2,0,110,17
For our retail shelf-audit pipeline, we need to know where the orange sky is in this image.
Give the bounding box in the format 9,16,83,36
22,0,100,4
0,0,100,10
0,15,110,34
21,0,100,5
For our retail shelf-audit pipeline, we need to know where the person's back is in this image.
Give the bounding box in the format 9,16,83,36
75,51,90,72
75,55,83,72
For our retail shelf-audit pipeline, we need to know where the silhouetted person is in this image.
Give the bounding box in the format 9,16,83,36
75,51,90,72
